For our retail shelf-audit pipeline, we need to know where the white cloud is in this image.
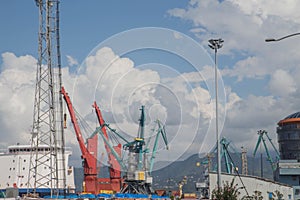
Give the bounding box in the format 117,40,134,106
168,0,266,54
181,65,214,82
269,69,296,97
2,52,36,71
225,87,241,111
61,47,217,164
66,55,78,66
0,52,36,145
168,0,300,73
167,1,300,156
229,0,300,24
173,31,183,39
186,86,212,120
4,0,300,175
1,46,297,168
222,56,268,81
224,94,278,149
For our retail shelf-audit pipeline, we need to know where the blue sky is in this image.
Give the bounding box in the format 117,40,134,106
0,1,190,64
1,0,300,167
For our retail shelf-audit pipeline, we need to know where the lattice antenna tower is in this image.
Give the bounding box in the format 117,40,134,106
241,146,248,175
27,0,66,196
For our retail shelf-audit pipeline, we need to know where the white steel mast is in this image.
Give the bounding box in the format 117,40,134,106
27,0,66,197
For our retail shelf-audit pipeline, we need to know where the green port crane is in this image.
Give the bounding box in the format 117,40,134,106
253,130,280,173
220,138,234,173
147,120,168,174
206,137,239,174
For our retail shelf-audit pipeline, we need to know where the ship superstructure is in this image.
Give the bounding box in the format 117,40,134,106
0,144,75,196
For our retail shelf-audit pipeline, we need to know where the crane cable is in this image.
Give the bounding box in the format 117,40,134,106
224,145,250,197
73,108,93,140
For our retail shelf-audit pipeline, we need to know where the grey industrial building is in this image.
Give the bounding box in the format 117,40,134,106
275,111,300,199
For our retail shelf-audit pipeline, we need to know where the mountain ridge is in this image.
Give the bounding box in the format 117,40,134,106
74,153,273,193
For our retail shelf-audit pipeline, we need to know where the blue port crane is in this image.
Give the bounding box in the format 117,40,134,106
253,130,280,172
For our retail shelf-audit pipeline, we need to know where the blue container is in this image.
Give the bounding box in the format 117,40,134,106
97,193,112,198
79,193,96,198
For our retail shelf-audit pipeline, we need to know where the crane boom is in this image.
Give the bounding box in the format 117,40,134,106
61,87,96,171
265,132,280,160
149,120,168,173
206,137,237,174
253,136,262,157
253,130,279,171
61,87,98,193
93,127,127,170
261,136,276,170
93,102,122,191
222,141,231,173
93,102,109,140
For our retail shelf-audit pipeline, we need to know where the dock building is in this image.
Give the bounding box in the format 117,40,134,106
276,111,300,199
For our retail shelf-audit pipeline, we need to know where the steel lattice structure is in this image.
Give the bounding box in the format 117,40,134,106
27,0,66,196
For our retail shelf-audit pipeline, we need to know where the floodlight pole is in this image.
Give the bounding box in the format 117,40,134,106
208,38,224,189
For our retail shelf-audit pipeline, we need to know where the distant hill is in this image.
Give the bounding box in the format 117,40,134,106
74,153,273,193
152,153,273,192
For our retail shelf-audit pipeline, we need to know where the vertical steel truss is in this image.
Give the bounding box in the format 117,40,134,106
241,147,248,175
27,0,66,196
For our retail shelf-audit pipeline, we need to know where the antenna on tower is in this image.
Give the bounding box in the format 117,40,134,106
27,0,66,197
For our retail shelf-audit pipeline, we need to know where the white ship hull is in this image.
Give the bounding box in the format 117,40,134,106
0,144,75,196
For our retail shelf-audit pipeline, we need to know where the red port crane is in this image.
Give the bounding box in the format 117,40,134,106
61,87,122,194
93,101,122,192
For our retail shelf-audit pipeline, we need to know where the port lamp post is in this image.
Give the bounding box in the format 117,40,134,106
208,38,224,189
265,33,300,42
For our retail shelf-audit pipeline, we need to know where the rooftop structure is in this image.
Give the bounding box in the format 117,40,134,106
276,112,300,199
277,111,300,160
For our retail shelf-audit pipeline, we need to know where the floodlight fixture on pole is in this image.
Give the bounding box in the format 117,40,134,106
208,38,224,189
208,39,224,50
265,33,300,42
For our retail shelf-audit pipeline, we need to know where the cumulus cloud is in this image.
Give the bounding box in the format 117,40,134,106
269,69,296,97
222,56,268,81
168,0,265,53
168,0,300,82
1,45,298,170
229,0,300,24
70,47,215,162
1,52,36,71
66,55,78,66
1,46,294,168
4,0,300,169
0,47,226,166
173,31,183,39
0,52,36,146
168,0,300,52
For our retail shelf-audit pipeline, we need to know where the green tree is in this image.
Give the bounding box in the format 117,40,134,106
249,190,263,200
211,179,240,200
